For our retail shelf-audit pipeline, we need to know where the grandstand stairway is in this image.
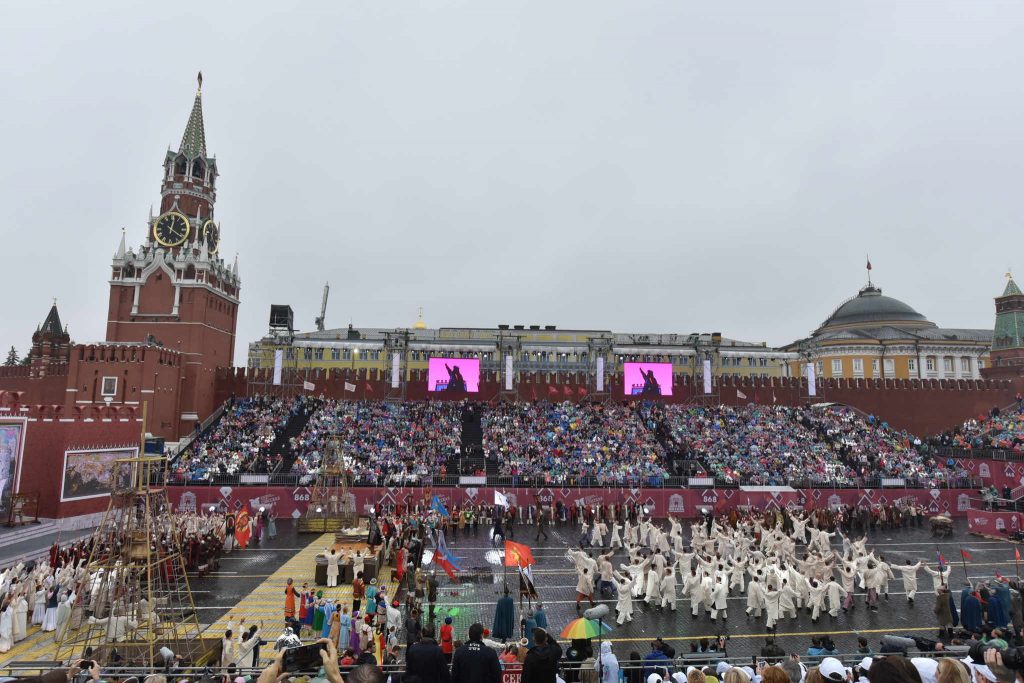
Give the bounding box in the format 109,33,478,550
459,405,487,476
269,399,319,475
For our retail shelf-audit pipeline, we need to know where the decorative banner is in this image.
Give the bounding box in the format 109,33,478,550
702,359,712,395
302,381,316,391
505,355,514,391
61,448,138,501
807,362,817,397
344,382,356,392
596,357,605,392
391,352,401,389
0,420,26,514
273,349,283,386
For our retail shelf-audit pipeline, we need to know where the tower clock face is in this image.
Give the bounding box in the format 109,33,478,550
202,220,220,254
153,211,191,247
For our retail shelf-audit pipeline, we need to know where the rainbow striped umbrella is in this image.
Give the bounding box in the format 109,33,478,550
560,617,613,639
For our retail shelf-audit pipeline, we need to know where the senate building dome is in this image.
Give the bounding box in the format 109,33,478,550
785,275,991,381
815,284,934,334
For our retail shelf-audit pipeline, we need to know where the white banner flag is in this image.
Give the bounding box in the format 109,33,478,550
494,490,509,507
596,357,605,392
807,362,817,397
737,389,747,400
504,355,514,391
273,350,283,386
344,381,356,392
391,352,401,389
702,359,712,394
303,381,315,391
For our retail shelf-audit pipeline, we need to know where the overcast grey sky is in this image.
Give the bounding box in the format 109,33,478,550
2,1,1021,363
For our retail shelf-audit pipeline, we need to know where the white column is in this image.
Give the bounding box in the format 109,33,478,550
970,356,979,379
172,285,181,315
131,284,140,315
953,355,962,380
937,355,947,379
917,352,926,379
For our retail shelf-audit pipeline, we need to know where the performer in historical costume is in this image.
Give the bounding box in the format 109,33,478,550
12,589,27,642
0,600,15,653
41,587,59,632
283,578,301,624
338,606,353,651
29,582,46,626
325,548,341,588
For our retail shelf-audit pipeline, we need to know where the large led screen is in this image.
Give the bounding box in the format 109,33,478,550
427,358,480,393
623,362,673,397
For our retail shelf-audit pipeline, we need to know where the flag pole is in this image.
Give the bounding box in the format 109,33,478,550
1015,548,1021,581
960,548,969,585
935,545,946,588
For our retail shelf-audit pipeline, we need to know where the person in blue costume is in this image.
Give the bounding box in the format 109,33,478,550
492,587,516,641
959,585,982,634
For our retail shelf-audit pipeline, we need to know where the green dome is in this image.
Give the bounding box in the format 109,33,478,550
817,285,932,332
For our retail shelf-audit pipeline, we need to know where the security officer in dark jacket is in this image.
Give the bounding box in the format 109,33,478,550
451,623,501,683
406,624,451,683
522,629,563,683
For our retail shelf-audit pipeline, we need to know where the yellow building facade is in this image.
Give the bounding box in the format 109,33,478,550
783,282,991,381
248,321,798,381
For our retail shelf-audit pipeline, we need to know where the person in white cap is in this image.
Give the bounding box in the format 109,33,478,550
817,657,848,683
910,656,939,683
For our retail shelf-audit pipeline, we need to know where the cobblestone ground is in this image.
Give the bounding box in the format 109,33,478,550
2,516,1017,667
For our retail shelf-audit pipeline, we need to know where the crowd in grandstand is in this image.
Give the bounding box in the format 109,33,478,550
932,399,1024,453
659,404,948,487
290,400,462,485
482,401,668,485
174,396,311,482
170,395,998,488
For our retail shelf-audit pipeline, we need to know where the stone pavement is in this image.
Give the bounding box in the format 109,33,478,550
2,516,1018,669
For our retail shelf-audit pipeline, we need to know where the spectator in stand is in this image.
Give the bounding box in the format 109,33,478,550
174,396,308,482
482,402,668,486
290,400,461,485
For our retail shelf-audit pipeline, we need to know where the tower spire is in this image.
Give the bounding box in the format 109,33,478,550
179,72,207,158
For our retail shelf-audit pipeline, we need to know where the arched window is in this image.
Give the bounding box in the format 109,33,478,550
191,159,205,180
174,155,187,176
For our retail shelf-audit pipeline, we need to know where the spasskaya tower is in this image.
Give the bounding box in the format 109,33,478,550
106,73,240,435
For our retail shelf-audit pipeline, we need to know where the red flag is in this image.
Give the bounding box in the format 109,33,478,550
578,386,587,396
547,385,558,396
1016,547,1021,562
961,549,973,562
433,552,459,582
365,382,374,393
505,540,536,567
996,571,1006,582
563,385,572,397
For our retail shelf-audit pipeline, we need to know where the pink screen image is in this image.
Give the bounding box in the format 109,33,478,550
623,362,673,397
427,358,481,393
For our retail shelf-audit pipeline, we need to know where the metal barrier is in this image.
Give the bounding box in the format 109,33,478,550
0,650,976,680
